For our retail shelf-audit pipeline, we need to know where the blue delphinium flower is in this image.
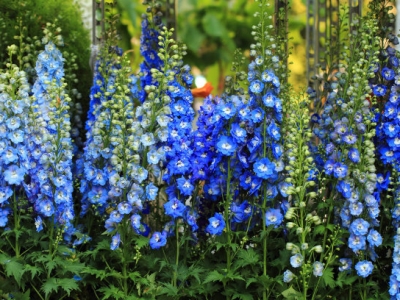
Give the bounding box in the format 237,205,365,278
206,213,225,236
338,258,352,272
355,260,374,278
149,231,167,249
265,208,283,228
253,157,275,180
164,198,186,219
216,135,238,156
283,270,295,283
249,80,264,94
110,233,121,250
290,253,304,268
312,261,324,277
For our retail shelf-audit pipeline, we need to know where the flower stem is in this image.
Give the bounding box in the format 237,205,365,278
224,158,233,300
173,223,180,288
121,221,129,296
12,191,20,258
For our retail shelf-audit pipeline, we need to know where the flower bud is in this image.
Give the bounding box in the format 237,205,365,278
286,243,294,250
314,245,323,253
286,222,296,229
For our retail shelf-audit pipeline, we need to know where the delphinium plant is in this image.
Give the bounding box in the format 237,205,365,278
28,30,74,244
282,94,343,299
365,2,400,297
0,43,33,297
80,1,199,297
25,27,83,300
310,10,383,299
372,39,400,300
0,22,84,300
137,10,207,299
187,0,290,298
78,12,150,298
390,166,400,299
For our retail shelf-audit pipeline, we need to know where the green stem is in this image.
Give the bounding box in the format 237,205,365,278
12,191,20,258
31,283,45,300
224,158,232,300
320,200,333,262
173,223,180,288
48,221,53,257
362,278,367,300
121,222,128,296
122,261,128,296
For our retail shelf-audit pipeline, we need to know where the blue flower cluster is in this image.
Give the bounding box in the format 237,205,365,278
374,46,400,165
310,20,381,276
145,31,198,249
78,49,118,217
315,82,380,272
191,62,286,236
138,15,163,103
0,60,31,227
369,45,400,296
28,41,74,237
390,168,400,297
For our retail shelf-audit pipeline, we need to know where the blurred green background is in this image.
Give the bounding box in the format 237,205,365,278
116,0,308,93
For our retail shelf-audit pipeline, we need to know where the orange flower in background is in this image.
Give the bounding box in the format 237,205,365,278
191,82,213,98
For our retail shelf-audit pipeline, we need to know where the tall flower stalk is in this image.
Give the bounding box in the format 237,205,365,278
0,45,32,257
310,11,381,299
27,37,74,247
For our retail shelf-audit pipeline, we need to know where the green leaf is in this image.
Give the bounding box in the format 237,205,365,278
135,235,150,248
3,259,24,286
226,272,244,281
257,274,273,289
187,266,203,284
235,248,260,269
314,225,326,235
270,250,291,271
98,285,126,300
46,260,58,274
129,271,141,283
281,286,303,299
202,12,226,37
57,278,80,296
24,264,43,280
245,277,258,288
204,270,225,283
82,266,108,280
42,278,58,298
160,283,178,296
7,290,31,300
57,260,85,275
232,292,254,300
321,267,336,289
336,271,357,288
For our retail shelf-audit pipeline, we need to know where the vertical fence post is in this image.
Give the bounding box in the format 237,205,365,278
92,0,105,45
306,0,362,89
349,0,362,33
275,0,289,83
306,0,315,85
165,0,177,39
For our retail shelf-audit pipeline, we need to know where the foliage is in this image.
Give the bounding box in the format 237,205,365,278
0,0,399,300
